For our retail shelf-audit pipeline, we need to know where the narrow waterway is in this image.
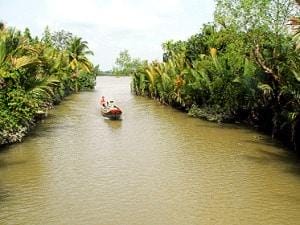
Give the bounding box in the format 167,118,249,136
1,77,300,225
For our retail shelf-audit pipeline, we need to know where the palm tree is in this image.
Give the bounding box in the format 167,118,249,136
67,37,93,72
0,28,42,85
66,37,93,91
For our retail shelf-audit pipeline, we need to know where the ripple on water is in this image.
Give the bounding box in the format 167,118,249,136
1,77,300,225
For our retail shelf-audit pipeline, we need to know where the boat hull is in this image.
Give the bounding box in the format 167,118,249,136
101,106,122,120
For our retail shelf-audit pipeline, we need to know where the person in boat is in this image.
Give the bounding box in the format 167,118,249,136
108,100,116,108
100,96,106,107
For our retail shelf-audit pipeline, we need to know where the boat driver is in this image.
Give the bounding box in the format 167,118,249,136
100,96,106,107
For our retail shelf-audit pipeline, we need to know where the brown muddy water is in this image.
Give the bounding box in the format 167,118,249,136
0,76,300,225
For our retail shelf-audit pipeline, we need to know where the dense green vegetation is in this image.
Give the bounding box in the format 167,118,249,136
0,24,96,145
131,0,300,152
112,49,145,76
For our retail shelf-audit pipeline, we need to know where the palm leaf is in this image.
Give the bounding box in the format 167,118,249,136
0,40,7,65
292,69,300,82
258,83,273,96
11,56,41,69
27,76,60,99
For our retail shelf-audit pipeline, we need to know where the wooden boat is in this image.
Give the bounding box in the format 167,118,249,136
100,100,122,120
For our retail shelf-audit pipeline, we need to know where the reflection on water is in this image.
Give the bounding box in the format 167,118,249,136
0,77,300,225
104,118,122,130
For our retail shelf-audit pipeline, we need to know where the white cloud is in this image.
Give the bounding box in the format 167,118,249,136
44,0,180,30
2,0,215,70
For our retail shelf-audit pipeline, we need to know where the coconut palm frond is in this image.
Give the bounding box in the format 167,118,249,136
12,55,41,69
27,76,60,99
145,68,155,87
78,56,93,72
294,32,300,50
258,83,273,96
0,39,7,65
292,69,300,82
66,37,93,75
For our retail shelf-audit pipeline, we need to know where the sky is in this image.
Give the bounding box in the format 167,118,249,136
0,0,215,70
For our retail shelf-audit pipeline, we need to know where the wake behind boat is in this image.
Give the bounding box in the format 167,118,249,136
100,100,122,120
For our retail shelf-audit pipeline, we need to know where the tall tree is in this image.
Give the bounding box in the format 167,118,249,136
41,26,52,46
67,37,93,73
51,30,73,50
114,49,131,73
214,0,298,33
66,37,94,91
112,49,143,75
23,27,32,42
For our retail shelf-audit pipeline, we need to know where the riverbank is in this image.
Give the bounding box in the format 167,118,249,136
2,76,300,225
0,24,96,146
131,93,299,153
187,104,299,152
0,106,50,146
130,1,300,154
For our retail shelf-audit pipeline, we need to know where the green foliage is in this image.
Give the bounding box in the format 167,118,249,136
67,37,94,72
0,25,95,145
51,30,73,50
93,65,102,76
132,0,300,152
112,50,145,76
77,72,96,90
41,26,53,46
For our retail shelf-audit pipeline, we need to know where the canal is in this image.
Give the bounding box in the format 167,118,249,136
1,76,300,225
